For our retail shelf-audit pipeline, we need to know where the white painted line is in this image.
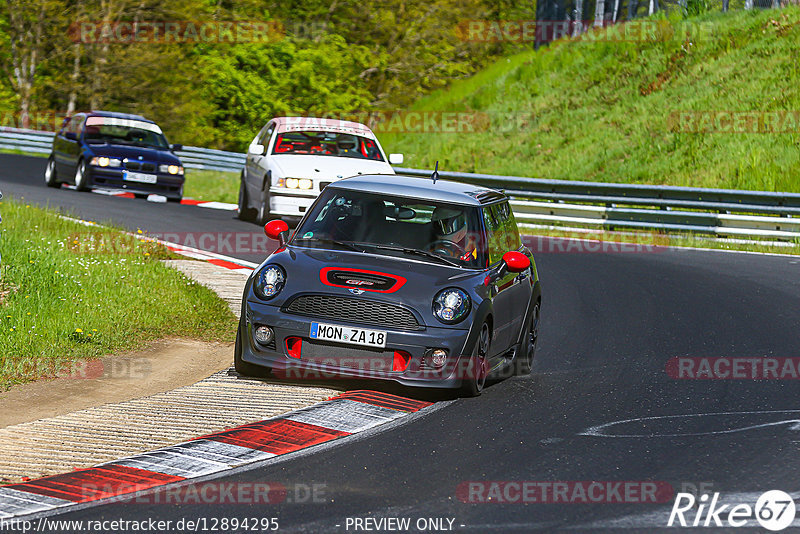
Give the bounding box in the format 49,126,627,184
112,450,229,478
193,201,238,211
0,488,70,517
284,399,406,434
89,189,128,197
157,439,277,467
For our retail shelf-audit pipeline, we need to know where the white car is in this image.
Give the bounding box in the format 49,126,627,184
239,117,403,223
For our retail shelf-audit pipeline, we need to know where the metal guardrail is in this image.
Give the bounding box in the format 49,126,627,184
1,127,798,240
0,128,54,154
395,168,800,240
0,128,246,174
174,145,245,173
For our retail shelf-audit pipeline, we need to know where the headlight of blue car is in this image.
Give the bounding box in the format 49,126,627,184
433,288,471,324
254,264,286,300
90,157,122,167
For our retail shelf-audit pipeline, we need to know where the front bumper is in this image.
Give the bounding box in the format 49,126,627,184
88,167,184,199
241,300,475,389
268,188,317,217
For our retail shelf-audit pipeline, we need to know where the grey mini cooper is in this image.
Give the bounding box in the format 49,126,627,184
235,174,541,395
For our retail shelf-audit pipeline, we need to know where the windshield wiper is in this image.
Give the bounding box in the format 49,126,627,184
369,244,462,267
293,237,364,253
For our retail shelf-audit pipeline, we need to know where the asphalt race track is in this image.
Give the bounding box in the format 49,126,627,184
2,153,800,531
0,153,269,266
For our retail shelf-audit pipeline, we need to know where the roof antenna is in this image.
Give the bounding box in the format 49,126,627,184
431,161,439,184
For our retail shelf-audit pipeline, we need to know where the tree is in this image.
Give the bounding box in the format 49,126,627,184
0,0,63,127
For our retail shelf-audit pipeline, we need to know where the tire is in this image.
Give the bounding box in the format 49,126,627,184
237,175,256,221
256,173,271,225
461,323,490,397
515,300,540,376
74,159,90,191
233,317,271,377
44,157,60,188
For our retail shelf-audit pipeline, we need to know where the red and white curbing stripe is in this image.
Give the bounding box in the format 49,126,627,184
59,214,259,273
62,187,258,271
159,241,257,273
63,185,238,211
0,391,432,519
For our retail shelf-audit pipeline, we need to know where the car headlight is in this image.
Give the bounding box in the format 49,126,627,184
432,288,471,324
158,164,184,175
253,264,286,300
90,157,122,167
276,178,312,189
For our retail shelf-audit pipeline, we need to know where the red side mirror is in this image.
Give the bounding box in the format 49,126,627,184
502,251,530,273
265,219,289,241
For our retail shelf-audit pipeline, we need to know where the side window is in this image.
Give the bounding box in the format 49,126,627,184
69,115,85,137
484,202,520,263
74,115,86,137
259,123,275,147
252,124,268,147
498,201,521,250
483,206,505,265
59,117,72,136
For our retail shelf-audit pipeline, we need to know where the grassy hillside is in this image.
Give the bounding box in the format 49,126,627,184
381,8,800,192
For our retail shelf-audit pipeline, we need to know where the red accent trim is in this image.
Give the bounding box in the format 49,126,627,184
202,419,349,454
286,337,302,359
8,465,183,503
265,219,289,240
319,267,406,293
503,251,530,273
392,351,411,372
274,135,292,153
330,391,432,412
207,258,249,270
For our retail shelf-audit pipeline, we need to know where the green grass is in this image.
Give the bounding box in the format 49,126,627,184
381,7,800,192
183,168,239,204
0,198,236,390
0,149,47,158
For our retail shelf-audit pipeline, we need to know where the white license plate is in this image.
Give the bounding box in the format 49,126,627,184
123,171,157,184
309,322,387,348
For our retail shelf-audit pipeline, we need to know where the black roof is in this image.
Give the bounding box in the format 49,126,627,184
330,174,506,206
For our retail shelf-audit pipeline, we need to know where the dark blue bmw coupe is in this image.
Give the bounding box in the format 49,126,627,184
44,111,185,201
236,173,541,396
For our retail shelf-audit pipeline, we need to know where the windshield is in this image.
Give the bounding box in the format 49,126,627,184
292,188,487,268
272,131,384,161
83,117,169,149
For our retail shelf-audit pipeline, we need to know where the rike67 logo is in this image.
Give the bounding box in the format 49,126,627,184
668,490,796,531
